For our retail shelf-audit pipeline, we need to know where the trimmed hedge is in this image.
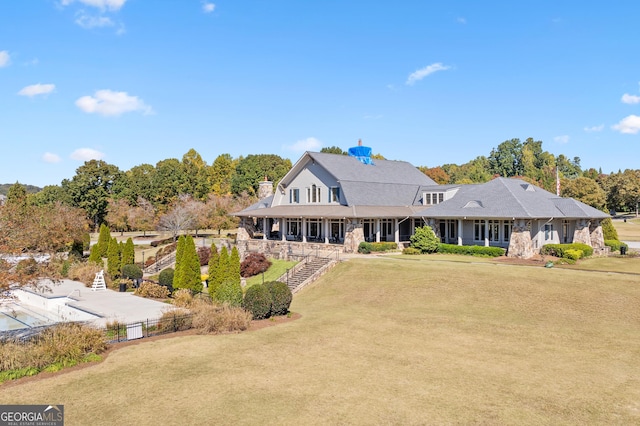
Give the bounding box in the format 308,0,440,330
357,241,398,254
605,239,628,253
264,281,292,316
121,264,143,280
402,247,422,255
541,243,594,259
437,244,505,257
242,284,272,320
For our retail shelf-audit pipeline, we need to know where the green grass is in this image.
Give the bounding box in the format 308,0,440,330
2,257,640,425
556,255,640,274
244,258,298,287
613,217,640,241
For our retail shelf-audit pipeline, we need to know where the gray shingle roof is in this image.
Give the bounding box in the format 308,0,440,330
416,177,609,219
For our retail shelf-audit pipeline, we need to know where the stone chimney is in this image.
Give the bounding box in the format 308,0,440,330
258,176,273,199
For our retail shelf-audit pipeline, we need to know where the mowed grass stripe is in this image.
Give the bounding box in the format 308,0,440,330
2,258,640,425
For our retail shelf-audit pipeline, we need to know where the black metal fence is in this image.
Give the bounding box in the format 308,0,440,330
104,313,194,343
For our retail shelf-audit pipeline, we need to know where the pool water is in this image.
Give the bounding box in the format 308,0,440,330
0,304,56,331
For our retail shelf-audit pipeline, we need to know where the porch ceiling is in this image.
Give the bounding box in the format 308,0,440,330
232,204,424,219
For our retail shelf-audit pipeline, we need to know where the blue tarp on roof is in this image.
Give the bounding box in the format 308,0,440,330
348,145,374,165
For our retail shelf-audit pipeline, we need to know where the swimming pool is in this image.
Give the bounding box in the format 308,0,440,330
0,303,56,331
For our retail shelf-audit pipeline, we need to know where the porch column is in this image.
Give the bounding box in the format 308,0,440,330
302,217,307,243
263,217,267,240
281,218,286,241
323,219,329,244
457,219,463,246
394,218,400,244
484,219,489,246
375,219,381,242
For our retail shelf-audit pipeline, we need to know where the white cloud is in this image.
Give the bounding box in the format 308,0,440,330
61,0,127,11
43,152,62,163
75,89,153,116
406,62,451,85
202,2,215,13
0,50,10,67
70,148,105,161
75,13,114,28
612,115,640,134
554,135,570,144
18,83,56,97
622,93,640,105
283,137,322,152
584,124,604,132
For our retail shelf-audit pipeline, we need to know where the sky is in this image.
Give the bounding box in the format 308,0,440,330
1,1,639,188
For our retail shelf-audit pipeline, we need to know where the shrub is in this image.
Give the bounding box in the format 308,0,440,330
172,288,194,308
158,268,174,293
121,264,143,280
197,246,211,266
134,281,170,299
605,240,628,253
240,252,272,278
601,218,619,241
212,280,243,307
190,300,252,334
68,262,105,287
242,284,272,320
563,249,583,261
437,244,505,257
410,226,439,253
358,242,398,254
402,247,421,255
157,309,192,332
541,243,593,259
0,323,106,376
264,281,292,316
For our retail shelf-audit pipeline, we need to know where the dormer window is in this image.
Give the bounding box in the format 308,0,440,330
330,187,340,203
424,192,444,205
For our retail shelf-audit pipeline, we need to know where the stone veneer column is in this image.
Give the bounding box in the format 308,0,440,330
507,219,534,258
572,219,591,245
589,220,604,250
344,219,364,253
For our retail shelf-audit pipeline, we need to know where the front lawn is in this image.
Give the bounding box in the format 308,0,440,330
244,258,298,288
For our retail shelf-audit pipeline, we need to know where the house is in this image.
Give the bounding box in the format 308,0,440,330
234,145,608,259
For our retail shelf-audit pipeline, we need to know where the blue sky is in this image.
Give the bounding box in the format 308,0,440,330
1,1,639,188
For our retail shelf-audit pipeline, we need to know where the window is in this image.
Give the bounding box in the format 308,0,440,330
474,220,486,241
286,219,301,237
488,220,500,242
306,219,322,240
424,192,445,205
562,220,569,243
290,188,299,203
307,184,321,203
503,222,512,242
330,187,340,203
447,220,457,241
544,223,554,241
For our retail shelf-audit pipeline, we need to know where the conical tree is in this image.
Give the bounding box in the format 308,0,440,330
97,223,111,257
209,246,228,298
207,243,219,297
88,243,103,266
173,235,186,290
121,237,135,267
107,237,121,278
229,246,241,287
182,235,203,293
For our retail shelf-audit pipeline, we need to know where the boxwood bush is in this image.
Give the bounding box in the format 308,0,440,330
357,241,398,254
402,247,422,255
242,283,272,320
541,243,593,258
605,239,628,252
264,281,292,316
437,244,505,257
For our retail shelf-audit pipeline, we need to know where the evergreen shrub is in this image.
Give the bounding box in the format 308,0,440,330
402,247,421,255
158,268,174,293
541,243,593,258
604,240,628,252
437,244,505,257
410,226,439,253
264,281,292,316
121,264,143,280
358,242,398,253
242,284,272,320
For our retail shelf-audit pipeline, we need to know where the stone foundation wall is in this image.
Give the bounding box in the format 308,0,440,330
238,239,344,261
